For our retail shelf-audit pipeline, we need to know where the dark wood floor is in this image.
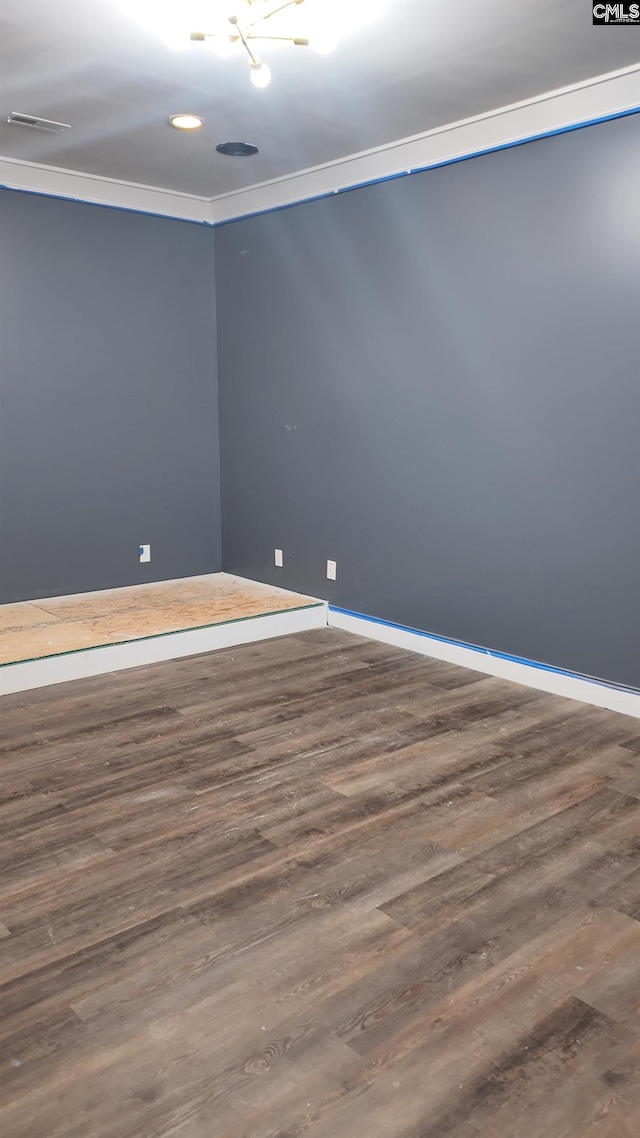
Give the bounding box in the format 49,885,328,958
2,628,640,1138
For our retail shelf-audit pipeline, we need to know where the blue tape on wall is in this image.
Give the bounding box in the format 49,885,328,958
329,605,640,697
3,104,639,226
213,103,640,228
0,183,215,226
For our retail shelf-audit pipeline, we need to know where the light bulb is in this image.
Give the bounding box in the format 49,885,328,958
168,113,203,130
250,62,271,88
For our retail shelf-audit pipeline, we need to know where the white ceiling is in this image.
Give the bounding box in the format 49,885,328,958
1,0,639,199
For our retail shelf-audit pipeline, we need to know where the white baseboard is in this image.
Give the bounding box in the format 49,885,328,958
328,607,640,720
0,604,326,696
6,591,639,719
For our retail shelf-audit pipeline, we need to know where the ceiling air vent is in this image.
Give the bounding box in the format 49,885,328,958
215,141,259,157
6,112,70,134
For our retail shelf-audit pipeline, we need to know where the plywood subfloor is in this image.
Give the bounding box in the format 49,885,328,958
0,574,319,665
1,628,640,1137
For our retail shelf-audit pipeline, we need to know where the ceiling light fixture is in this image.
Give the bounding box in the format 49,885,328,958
122,2,385,88
169,113,203,129
250,61,272,89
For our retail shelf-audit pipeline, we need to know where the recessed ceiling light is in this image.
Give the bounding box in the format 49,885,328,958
216,142,259,157
168,113,203,131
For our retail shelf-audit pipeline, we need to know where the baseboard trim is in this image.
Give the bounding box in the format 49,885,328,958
0,603,326,696
328,606,640,719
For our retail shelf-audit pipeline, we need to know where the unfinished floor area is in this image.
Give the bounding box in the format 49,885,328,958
0,575,319,666
2,628,640,1138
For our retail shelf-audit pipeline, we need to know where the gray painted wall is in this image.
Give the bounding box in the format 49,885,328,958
217,112,640,689
0,189,221,602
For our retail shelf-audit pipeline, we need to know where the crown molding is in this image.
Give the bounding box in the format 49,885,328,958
1,64,639,225
209,63,640,224
0,155,215,223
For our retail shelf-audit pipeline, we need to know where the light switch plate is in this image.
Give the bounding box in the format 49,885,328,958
139,544,151,563
327,559,337,581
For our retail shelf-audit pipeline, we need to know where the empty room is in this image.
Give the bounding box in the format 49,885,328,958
1,2,640,1136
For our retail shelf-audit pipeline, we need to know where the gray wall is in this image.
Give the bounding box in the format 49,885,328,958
217,111,640,689
0,189,221,602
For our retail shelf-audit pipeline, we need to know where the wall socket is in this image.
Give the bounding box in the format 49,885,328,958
139,544,151,563
326,559,337,581
274,548,283,567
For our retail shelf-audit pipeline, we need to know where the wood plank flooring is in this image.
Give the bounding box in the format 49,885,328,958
1,627,640,1137
0,574,319,665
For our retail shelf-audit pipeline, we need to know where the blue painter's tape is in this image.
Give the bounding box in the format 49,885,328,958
328,604,640,697
0,183,214,226
213,104,640,228
2,105,638,227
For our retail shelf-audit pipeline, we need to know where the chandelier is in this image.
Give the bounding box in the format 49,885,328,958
123,2,384,88
192,1,333,89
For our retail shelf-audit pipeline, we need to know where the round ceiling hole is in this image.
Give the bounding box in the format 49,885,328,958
215,141,259,157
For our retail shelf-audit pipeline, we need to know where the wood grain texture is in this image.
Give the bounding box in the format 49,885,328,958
1,627,640,1137
0,574,319,664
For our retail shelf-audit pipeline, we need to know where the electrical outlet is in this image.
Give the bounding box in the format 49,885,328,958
139,544,151,563
274,548,283,568
326,559,337,581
